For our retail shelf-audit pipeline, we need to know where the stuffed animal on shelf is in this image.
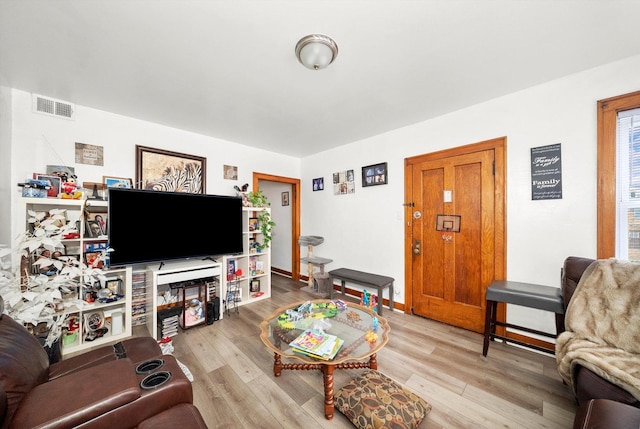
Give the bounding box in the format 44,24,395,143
59,174,82,199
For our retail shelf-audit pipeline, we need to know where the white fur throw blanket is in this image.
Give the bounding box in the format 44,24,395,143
556,259,640,400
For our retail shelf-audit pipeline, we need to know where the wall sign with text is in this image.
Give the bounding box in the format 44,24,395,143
531,143,562,200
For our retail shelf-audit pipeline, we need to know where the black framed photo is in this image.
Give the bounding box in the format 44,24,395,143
313,177,324,191
85,220,103,238
362,162,388,187
281,191,289,206
250,279,260,293
106,278,123,295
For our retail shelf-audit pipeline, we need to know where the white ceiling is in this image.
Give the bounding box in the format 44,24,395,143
2,1,640,157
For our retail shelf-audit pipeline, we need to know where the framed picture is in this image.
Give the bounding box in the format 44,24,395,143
85,220,103,238
223,164,238,180
249,218,258,231
281,191,289,206
250,279,260,293
75,142,104,166
33,173,61,197
85,251,103,268
313,177,324,191
362,162,388,187
105,278,123,295
103,176,132,189
86,212,107,235
136,145,206,194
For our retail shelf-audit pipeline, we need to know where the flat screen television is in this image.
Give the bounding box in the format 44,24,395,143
107,188,243,266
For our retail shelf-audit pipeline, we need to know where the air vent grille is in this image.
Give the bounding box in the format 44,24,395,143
32,94,75,119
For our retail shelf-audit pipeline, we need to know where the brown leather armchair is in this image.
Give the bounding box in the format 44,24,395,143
561,256,640,407
0,309,206,428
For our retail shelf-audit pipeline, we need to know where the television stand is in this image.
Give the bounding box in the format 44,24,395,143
146,259,222,340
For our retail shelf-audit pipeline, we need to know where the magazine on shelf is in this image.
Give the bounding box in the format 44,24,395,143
289,329,343,361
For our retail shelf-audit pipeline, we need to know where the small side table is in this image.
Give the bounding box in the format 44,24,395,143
483,280,564,356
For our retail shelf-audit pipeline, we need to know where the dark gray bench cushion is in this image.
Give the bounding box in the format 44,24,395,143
329,268,393,287
486,280,564,313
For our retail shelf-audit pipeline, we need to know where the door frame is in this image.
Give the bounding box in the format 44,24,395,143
403,137,507,319
253,172,301,281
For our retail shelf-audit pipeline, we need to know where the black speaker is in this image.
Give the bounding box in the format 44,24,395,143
206,297,220,324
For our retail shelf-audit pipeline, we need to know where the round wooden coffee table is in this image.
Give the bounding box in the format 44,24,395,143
259,299,390,420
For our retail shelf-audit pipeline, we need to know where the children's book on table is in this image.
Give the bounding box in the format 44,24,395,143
289,329,344,361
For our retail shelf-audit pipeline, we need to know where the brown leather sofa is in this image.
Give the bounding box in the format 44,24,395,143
0,308,207,428
562,256,640,428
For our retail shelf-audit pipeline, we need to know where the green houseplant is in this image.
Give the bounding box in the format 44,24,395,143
246,190,276,251
0,208,105,349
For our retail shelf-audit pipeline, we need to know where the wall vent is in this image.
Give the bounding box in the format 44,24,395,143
32,94,75,120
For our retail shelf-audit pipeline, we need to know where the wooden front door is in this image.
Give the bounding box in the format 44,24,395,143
404,138,506,333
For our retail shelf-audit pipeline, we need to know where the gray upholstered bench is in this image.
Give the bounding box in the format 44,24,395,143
328,268,394,315
483,280,564,356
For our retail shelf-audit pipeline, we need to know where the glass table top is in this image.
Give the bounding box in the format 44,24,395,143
259,299,390,365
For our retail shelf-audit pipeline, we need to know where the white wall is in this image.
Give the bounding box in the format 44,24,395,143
301,54,640,333
5,89,300,250
0,87,12,247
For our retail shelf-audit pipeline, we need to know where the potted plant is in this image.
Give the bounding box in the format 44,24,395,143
246,190,276,251
0,208,105,356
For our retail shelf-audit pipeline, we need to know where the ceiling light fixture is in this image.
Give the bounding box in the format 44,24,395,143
295,34,338,70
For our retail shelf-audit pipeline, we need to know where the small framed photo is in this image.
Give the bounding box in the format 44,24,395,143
85,220,103,238
85,251,103,268
106,278,123,295
33,173,61,197
103,176,133,189
249,218,258,231
250,279,260,293
281,191,290,206
86,212,107,236
313,177,324,191
362,162,388,187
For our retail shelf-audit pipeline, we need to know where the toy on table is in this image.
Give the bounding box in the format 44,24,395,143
365,330,378,346
360,289,378,312
372,316,379,332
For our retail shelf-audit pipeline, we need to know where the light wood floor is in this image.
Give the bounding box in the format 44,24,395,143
167,274,577,428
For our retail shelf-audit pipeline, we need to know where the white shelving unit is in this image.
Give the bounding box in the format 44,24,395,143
221,207,271,314
20,197,133,356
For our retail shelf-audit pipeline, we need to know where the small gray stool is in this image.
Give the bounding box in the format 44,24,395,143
483,280,564,356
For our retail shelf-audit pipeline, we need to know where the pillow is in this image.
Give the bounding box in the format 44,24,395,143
335,370,431,429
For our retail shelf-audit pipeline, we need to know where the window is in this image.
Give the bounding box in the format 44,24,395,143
616,109,640,258
597,91,640,258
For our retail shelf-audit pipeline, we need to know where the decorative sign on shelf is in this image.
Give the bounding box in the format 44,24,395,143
531,143,562,200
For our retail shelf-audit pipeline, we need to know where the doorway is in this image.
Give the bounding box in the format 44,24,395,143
404,138,506,333
253,172,301,281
